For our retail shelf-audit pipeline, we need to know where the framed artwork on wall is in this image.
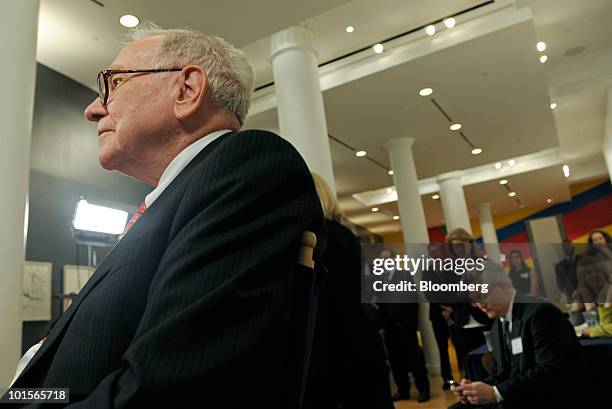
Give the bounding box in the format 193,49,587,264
23,261,53,321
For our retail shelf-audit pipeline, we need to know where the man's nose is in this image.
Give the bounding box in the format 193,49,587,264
84,97,107,122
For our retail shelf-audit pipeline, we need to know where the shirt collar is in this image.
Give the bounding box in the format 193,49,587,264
145,129,232,207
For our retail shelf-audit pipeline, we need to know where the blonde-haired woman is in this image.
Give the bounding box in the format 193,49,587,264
304,173,393,409
311,172,344,221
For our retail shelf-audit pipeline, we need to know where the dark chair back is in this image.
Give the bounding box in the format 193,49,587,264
281,231,318,409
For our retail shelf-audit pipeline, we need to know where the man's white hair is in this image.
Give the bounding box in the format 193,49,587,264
129,23,254,125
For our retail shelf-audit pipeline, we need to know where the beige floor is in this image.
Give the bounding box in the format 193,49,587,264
392,375,461,409
387,332,465,408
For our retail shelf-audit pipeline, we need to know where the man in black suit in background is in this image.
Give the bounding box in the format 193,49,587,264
377,249,430,403
450,262,596,409
8,24,324,408
555,239,580,301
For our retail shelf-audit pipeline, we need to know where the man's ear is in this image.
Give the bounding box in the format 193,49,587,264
174,66,208,120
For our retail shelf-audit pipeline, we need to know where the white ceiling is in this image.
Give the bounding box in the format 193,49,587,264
244,0,484,87
37,0,351,90
34,0,612,236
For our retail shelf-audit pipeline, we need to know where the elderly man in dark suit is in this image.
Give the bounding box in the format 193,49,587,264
8,24,324,408
450,262,597,409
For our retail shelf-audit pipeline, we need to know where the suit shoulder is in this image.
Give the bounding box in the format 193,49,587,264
224,129,299,153
521,298,563,322
202,129,309,175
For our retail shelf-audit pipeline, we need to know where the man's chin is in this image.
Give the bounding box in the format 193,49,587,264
98,153,118,171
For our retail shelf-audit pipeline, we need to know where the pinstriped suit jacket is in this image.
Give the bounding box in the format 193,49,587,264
11,130,325,408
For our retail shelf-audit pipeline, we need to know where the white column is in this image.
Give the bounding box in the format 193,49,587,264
271,26,336,194
384,137,440,374
604,88,612,183
437,171,472,234
384,138,428,243
0,0,39,387
477,202,501,263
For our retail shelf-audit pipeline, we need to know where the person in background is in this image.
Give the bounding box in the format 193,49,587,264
446,228,492,374
581,284,612,338
555,239,580,302
570,255,611,326
377,248,431,403
587,229,612,261
449,262,597,409
422,242,457,390
303,173,393,409
508,249,539,296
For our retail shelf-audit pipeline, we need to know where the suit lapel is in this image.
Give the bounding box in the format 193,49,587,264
15,234,135,383
508,298,524,376
491,319,508,371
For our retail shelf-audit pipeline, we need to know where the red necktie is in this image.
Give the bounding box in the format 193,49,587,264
123,201,147,235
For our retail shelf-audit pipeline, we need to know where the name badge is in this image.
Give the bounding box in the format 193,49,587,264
511,337,523,355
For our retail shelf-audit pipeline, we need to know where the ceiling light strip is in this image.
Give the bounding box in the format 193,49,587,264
328,133,390,172
254,0,495,91
328,133,354,150
458,131,476,149
431,98,479,151
430,98,453,122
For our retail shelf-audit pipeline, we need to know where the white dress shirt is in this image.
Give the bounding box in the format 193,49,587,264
10,129,232,387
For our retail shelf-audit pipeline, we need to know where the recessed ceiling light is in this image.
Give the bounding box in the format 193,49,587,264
563,164,570,177
119,14,140,28
508,159,516,167
386,188,393,195
393,215,400,220
432,194,440,200
355,150,367,157
388,170,394,175
495,162,502,170
499,179,508,185
471,148,482,155
444,18,456,28
371,207,379,212
450,123,462,131
550,102,557,110
345,26,354,33
508,192,517,197
546,198,553,204
419,87,433,96
539,55,548,63
425,25,436,36
373,43,384,54
536,41,546,52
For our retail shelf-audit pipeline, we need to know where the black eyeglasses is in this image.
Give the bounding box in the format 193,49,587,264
97,68,183,106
